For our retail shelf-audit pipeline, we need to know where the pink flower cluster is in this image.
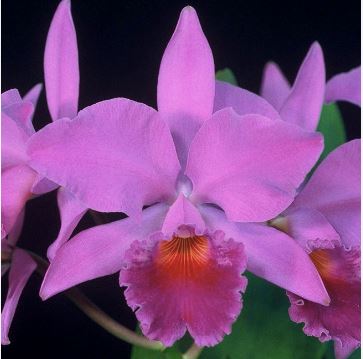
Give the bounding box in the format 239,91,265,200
2,1,361,358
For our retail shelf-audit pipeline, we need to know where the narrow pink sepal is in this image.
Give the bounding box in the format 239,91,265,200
279,42,325,131
325,67,361,106
47,187,88,261
157,6,214,165
45,0,79,121
40,204,168,299
1,248,37,345
200,205,330,305
260,61,291,110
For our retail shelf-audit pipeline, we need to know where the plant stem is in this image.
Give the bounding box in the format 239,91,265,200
27,251,164,351
183,343,203,359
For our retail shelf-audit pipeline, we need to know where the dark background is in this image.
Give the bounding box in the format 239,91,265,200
2,0,360,358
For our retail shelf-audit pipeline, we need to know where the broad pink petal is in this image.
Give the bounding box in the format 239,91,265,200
214,81,281,120
186,108,323,222
162,194,205,237
279,42,325,131
260,61,291,110
287,245,360,353
157,6,215,164
291,140,360,247
28,99,180,217
47,188,88,261
45,0,79,121
284,208,341,250
120,227,247,346
2,165,37,238
2,113,29,169
40,204,168,299
325,67,361,107
1,248,37,345
199,205,330,305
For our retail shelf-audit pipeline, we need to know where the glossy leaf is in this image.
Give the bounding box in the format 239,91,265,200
216,68,238,85
317,103,346,164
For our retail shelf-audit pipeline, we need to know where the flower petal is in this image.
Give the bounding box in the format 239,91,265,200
162,194,205,237
23,83,43,108
199,205,330,305
335,340,359,359
47,188,88,261
214,81,281,120
283,207,341,250
1,248,37,345
120,227,247,346
157,6,215,165
45,0,79,121
325,67,361,107
31,175,59,195
2,100,35,136
260,61,291,110
186,108,323,222
1,89,22,108
279,42,325,131
291,140,360,247
2,113,29,169
2,165,37,238
40,203,168,299
28,99,180,217
287,245,360,352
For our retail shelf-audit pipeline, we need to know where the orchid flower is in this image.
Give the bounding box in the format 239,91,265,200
1,86,45,344
1,0,84,343
27,6,330,347
260,46,361,127
270,140,361,359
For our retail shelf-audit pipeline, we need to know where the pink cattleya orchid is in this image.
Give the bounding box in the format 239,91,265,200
260,48,361,122
27,6,331,346
271,140,361,359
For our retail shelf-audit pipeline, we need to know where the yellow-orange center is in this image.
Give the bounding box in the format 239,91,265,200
156,235,210,278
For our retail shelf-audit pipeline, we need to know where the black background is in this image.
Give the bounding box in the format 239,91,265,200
2,0,361,358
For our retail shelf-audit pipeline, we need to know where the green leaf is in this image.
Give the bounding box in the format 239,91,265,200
316,103,346,164
131,345,182,359
200,273,327,359
216,68,238,85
